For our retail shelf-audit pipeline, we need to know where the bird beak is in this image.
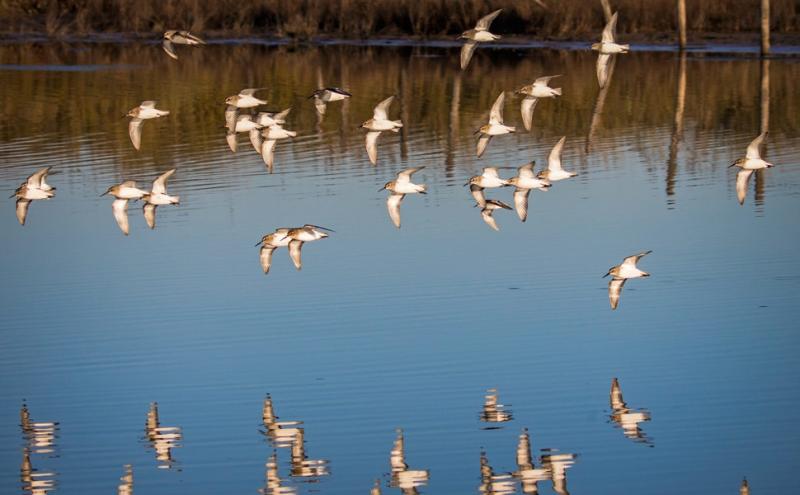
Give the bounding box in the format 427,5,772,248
602,272,610,278
254,240,264,247
728,162,737,168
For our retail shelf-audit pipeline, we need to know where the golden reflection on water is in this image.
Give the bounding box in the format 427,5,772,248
144,402,182,469
609,378,652,446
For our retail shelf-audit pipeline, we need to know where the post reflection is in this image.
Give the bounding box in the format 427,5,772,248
20,402,59,455
389,429,429,494
479,450,516,495
20,448,57,495
144,402,182,469
667,53,687,202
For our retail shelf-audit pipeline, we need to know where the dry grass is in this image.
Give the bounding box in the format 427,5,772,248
0,0,798,38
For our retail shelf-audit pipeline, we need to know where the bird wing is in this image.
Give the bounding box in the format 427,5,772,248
128,118,143,151
143,203,157,229
15,198,30,226
152,169,176,194
373,96,395,120
387,193,404,228
596,54,611,88
476,134,492,158
112,199,130,235
313,97,327,116
481,209,499,231
397,167,424,183
470,184,486,208
520,97,537,131
162,39,178,59
226,132,238,153
487,199,512,210
602,12,619,43
460,40,477,70
225,105,238,133
513,188,531,222
249,128,263,153
475,9,502,31
120,180,137,188
622,250,652,267
548,136,566,172
239,88,262,96
483,166,501,179
261,139,277,172
518,162,535,178
140,101,157,109
260,246,276,274
489,91,505,124
26,167,51,188
736,169,753,205
534,74,561,87
274,107,291,122
746,132,766,160
608,278,626,310
366,131,381,165
183,31,205,45
288,240,304,270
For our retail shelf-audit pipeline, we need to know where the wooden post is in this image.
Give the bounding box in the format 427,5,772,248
761,0,770,56
677,0,687,50
600,0,613,23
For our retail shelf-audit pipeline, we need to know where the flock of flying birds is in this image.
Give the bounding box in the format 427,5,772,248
9,10,776,312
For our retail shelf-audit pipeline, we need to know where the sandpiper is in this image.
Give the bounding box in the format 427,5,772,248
261,123,297,172
224,114,264,153
508,162,551,222
162,30,205,60
604,251,652,280
142,169,180,229
250,108,291,152
515,75,562,131
308,87,351,116
361,96,403,165
280,225,333,271
101,179,147,236
380,167,426,228
127,101,169,151
537,137,576,181
592,12,629,54
730,132,773,170
225,88,267,109
480,199,512,231
466,167,509,208
477,92,515,158
459,9,502,70
12,167,55,226
255,228,292,275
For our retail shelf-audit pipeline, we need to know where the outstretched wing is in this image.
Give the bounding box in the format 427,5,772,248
313,97,327,116
470,184,486,208
162,39,178,59
548,136,566,172
373,96,395,120
225,105,238,133
534,75,561,87
143,203,157,229
475,9,502,31
26,167,51,189
460,40,477,70
261,139,277,172
226,132,238,153
396,167,424,183
260,246,276,274
520,97,537,131
517,162,535,179
387,193,404,228
366,131,381,165
476,134,492,158
481,209,499,231
602,12,619,43
15,198,30,226
140,101,156,109
622,250,652,266
489,92,505,124
128,118,143,151
736,169,753,205
274,107,291,122
596,53,612,88
288,240,304,270
152,169,176,194
239,88,263,96
249,128,263,153
513,188,531,222
112,199,130,236
746,132,766,160
608,278,626,310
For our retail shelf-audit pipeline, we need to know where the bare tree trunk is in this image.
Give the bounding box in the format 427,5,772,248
667,53,687,200
600,0,613,23
677,0,687,50
761,0,770,56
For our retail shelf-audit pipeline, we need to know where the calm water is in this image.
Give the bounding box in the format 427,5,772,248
1,41,800,495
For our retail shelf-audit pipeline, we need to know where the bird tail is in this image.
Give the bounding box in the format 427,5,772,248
552,87,562,96
172,196,181,205
393,120,403,127
287,130,297,137
419,184,427,194
621,44,630,52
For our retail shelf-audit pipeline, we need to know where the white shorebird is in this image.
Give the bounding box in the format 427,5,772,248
380,167,426,228
515,75,562,131
730,132,773,170
361,96,403,165
101,180,148,236
592,12,629,54
250,108,291,152
261,123,297,172
476,92,515,158
12,167,55,226
309,87,351,116
225,88,267,109
127,101,169,151
604,251,652,310
537,137,576,181
480,199,512,231
225,114,264,153
255,228,292,275
142,169,180,229
508,162,551,222
466,167,509,208
278,225,333,271
162,30,205,60
610,378,652,444
459,9,502,70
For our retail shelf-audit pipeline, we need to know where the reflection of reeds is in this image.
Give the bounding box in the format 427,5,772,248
1,0,798,38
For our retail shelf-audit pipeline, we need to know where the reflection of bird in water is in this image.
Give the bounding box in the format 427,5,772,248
380,167,427,228
12,167,56,226
162,30,205,60
466,167,510,208
540,450,576,495
144,402,182,469
736,169,754,205
480,199,513,232
537,137,576,182
142,169,180,230
730,132,773,170
361,96,403,165
459,9,502,70
609,378,652,445
390,429,429,494
290,428,329,478
508,162,551,222
479,450,516,495
480,388,513,425
740,477,749,495
117,464,133,495
309,87,351,117
20,402,59,455
476,92,515,158
603,251,652,310
516,429,550,495
20,449,56,495
515,76,562,131
261,394,304,448
127,101,169,151
260,451,296,495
